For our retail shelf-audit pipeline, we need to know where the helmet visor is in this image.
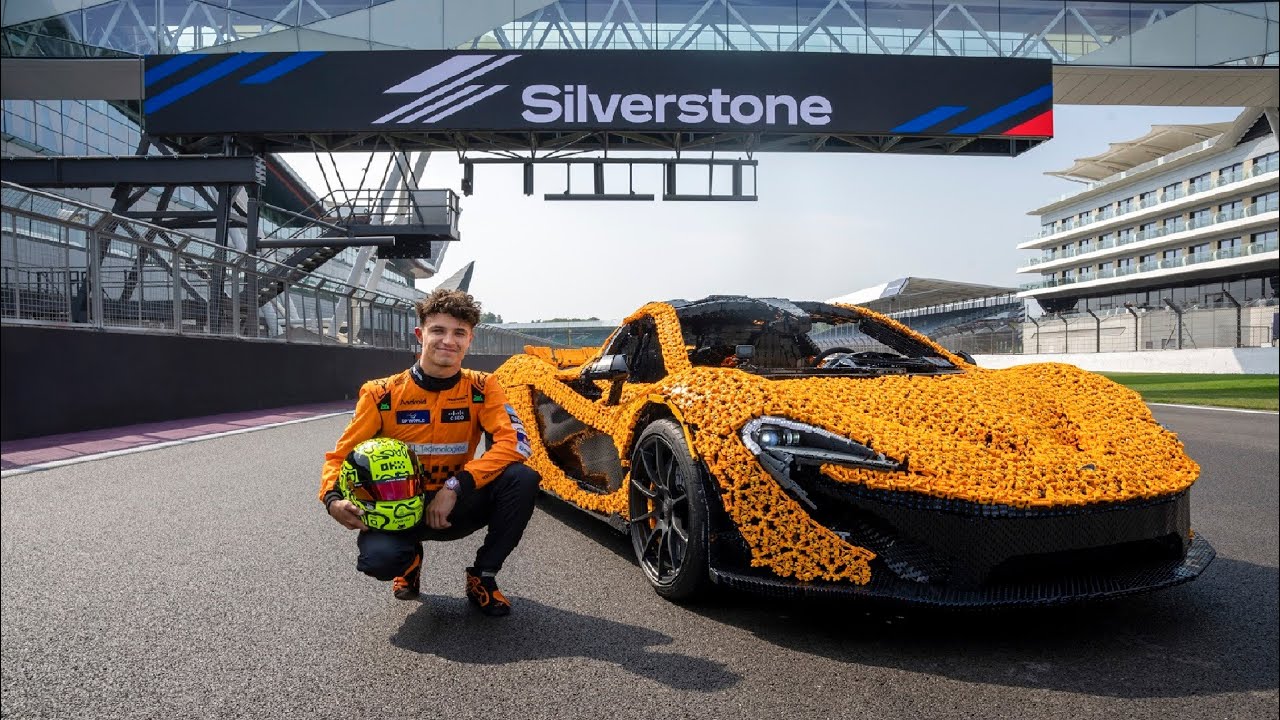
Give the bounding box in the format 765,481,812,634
362,478,417,502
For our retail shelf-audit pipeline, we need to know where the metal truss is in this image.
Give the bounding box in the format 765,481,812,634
157,127,1041,159
1,0,351,56
0,155,265,189
0,139,264,249
471,0,1257,63
144,127,1040,214
0,137,259,330
4,0,1275,67
3,139,451,340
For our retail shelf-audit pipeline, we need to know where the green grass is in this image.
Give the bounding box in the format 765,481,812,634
1099,373,1279,411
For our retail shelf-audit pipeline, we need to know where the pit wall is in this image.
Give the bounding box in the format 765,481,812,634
0,325,508,441
974,347,1279,375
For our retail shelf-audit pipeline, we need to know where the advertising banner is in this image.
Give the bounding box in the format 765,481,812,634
143,50,1052,139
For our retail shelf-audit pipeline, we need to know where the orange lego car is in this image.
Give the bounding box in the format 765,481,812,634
494,296,1214,606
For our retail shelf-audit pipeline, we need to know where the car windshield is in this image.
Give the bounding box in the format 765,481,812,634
677,297,957,376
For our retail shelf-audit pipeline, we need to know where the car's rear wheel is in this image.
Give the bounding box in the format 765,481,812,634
628,419,712,601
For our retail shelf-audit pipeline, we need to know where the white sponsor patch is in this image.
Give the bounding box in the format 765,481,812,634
407,442,469,456
504,403,533,458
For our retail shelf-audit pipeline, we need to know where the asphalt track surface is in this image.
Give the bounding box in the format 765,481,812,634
2,405,1276,720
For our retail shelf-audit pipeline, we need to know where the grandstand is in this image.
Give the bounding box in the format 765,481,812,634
497,319,622,349
825,277,1026,354
494,283,1028,356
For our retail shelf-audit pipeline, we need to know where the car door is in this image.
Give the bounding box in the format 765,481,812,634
528,318,670,497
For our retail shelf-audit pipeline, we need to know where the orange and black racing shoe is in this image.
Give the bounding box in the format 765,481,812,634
465,567,511,617
392,554,422,601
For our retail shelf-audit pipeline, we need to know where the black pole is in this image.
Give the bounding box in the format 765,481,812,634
1222,290,1242,347
1125,304,1139,351
1163,299,1183,349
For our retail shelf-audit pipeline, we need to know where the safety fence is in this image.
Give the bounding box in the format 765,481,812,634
7,183,1271,360
928,302,1278,356
0,182,559,354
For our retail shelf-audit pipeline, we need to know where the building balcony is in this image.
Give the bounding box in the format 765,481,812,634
1018,217,1280,281
1018,237,1280,295
1217,172,1245,187
1019,167,1279,249
1018,205,1279,273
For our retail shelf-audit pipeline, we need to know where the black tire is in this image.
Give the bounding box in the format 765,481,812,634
628,419,712,601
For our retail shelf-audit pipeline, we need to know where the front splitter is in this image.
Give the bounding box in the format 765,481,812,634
708,535,1216,608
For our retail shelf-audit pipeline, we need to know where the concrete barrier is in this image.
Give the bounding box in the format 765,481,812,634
0,324,514,441
973,347,1279,374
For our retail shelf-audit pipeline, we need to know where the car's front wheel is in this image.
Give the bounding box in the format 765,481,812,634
628,419,712,601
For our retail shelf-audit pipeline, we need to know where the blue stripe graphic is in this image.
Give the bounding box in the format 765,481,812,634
241,51,324,85
144,55,204,86
951,84,1053,134
144,53,265,114
892,105,967,133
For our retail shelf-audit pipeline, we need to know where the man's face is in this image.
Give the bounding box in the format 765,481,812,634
415,313,473,375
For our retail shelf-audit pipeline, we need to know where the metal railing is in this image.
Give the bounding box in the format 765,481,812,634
1023,233,1280,286
1032,161,1278,241
259,187,461,245
1,181,547,355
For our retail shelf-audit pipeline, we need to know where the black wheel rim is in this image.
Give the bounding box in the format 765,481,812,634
629,434,690,586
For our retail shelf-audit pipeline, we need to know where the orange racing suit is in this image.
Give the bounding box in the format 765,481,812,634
319,364,532,506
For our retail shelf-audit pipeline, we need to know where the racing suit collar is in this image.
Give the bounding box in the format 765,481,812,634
410,363,462,392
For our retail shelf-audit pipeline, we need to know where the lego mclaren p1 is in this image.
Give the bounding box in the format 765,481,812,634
493,296,1215,607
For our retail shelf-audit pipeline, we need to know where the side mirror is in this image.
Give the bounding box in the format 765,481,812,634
582,353,629,381
955,351,977,366
734,344,754,362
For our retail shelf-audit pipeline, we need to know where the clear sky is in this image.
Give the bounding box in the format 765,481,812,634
285,104,1242,323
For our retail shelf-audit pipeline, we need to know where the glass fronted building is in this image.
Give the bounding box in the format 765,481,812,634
1018,107,1279,316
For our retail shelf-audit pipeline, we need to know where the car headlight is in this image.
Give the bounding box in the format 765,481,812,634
742,417,901,472
740,417,902,511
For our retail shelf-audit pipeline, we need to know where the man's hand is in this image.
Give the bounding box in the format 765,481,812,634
327,499,366,530
426,489,457,529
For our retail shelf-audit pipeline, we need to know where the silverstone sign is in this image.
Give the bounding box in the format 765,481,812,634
142,50,1052,138
518,85,834,126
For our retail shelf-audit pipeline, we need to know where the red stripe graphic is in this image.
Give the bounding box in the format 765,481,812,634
1002,110,1053,138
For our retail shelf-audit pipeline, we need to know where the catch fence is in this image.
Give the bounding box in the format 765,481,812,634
928,302,1277,356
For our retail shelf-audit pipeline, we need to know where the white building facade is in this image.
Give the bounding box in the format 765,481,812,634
1018,109,1278,322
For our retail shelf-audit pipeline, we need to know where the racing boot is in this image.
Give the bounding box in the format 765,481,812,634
392,553,422,600
465,567,511,617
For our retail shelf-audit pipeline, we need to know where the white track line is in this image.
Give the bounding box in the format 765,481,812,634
1,411,350,478
4,402,1271,478
1148,403,1277,415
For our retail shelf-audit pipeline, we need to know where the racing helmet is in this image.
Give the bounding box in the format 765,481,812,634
339,437,423,531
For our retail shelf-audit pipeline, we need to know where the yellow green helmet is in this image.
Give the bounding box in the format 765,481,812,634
339,437,423,531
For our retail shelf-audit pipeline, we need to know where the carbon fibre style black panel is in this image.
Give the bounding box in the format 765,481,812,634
708,536,1215,608
574,432,625,492
535,393,588,447
698,464,1211,605
799,476,1193,587
532,390,624,495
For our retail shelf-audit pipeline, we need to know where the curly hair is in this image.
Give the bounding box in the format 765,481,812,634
415,289,481,328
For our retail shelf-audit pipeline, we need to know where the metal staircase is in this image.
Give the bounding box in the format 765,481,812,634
253,186,460,308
